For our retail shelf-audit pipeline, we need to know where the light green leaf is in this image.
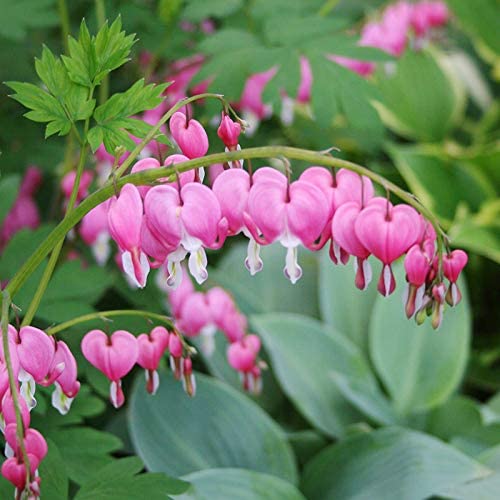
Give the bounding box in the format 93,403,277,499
128,371,297,484
175,468,305,500
388,144,495,224
446,0,500,59
374,49,465,141
62,17,136,88
251,313,380,437
89,79,168,153
302,427,490,500
369,263,471,415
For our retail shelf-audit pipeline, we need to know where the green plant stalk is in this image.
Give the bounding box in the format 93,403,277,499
4,146,445,307
46,309,175,335
57,0,70,52
95,0,109,105
21,115,91,327
1,291,31,493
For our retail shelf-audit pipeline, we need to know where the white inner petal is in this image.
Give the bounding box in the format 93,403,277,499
92,232,111,266
245,237,263,275
383,264,392,297
51,382,74,415
284,246,303,284
188,247,208,284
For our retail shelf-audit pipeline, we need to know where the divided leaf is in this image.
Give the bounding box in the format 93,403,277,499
62,18,137,88
88,79,169,153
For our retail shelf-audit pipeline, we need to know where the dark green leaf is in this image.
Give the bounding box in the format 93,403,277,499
46,427,122,485
39,440,69,500
0,0,58,41
75,457,189,499
0,174,20,226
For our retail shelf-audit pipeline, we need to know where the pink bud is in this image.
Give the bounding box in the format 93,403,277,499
61,170,93,201
169,111,209,159
131,158,161,198
176,292,212,337
217,113,241,149
1,390,30,429
168,334,183,358
227,335,261,373
108,183,150,287
443,250,468,283
1,454,39,490
81,330,138,408
182,357,196,397
20,166,42,197
295,56,312,103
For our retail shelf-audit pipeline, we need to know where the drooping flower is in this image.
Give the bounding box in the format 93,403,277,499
355,201,422,296
137,326,170,394
81,330,138,408
108,183,150,288
244,171,329,283
443,249,468,306
144,183,227,287
79,201,111,266
169,111,209,159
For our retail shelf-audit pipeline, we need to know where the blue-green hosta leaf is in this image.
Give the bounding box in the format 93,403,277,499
302,427,490,500
128,372,298,484
369,262,471,416
251,313,382,437
62,17,136,88
176,468,305,500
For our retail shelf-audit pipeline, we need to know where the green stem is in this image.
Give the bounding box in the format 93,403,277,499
4,146,445,306
21,119,90,327
318,0,341,17
95,0,108,105
46,309,175,335
57,0,70,52
1,291,31,492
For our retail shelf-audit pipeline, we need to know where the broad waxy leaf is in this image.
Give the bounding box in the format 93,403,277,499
369,263,471,415
62,18,136,88
301,427,490,500
251,313,381,437
129,372,298,484
88,79,169,153
177,468,306,500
